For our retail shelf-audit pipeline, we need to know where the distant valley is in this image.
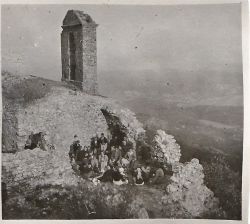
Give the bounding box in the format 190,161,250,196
99,70,243,171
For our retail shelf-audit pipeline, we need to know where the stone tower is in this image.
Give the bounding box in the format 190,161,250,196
61,10,98,94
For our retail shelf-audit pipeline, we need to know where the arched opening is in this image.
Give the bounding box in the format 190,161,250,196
69,32,76,81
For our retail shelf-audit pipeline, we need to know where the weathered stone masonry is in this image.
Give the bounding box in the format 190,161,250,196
61,10,98,95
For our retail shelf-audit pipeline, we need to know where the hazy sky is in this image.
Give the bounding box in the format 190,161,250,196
2,4,242,83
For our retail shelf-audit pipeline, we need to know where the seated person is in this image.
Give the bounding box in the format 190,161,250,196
78,155,89,171
121,157,130,167
133,167,144,185
110,146,122,163
121,136,133,157
80,163,95,179
109,136,119,148
141,164,151,184
126,148,136,166
127,148,136,160
150,167,165,185
112,167,128,185
97,165,113,183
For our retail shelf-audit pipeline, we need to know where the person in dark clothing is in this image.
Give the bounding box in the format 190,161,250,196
109,136,119,148
99,133,108,153
121,136,133,157
79,154,89,173
74,140,82,159
80,163,95,179
69,145,74,163
141,164,151,184
112,167,128,185
91,134,99,148
149,165,165,185
112,169,123,182
69,140,82,162
99,133,108,145
137,142,152,163
91,135,100,156
76,146,87,165
98,166,114,183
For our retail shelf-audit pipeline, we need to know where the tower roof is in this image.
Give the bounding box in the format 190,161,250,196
62,10,97,27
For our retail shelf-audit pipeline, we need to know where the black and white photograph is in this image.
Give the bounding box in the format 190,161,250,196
1,1,249,222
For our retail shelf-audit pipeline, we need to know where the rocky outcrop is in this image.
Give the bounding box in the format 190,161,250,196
162,158,220,217
101,105,145,146
152,130,181,165
151,130,222,218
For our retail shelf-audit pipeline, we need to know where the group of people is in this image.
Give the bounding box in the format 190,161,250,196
69,133,166,186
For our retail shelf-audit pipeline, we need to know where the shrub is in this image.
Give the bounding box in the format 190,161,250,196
203,155,242,220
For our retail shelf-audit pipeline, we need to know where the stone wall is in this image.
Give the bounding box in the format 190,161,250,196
2,148,80,188
2,74,145,154
2,72,52,152
14,86,144,153
81,26,97,94
16,86,108,151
